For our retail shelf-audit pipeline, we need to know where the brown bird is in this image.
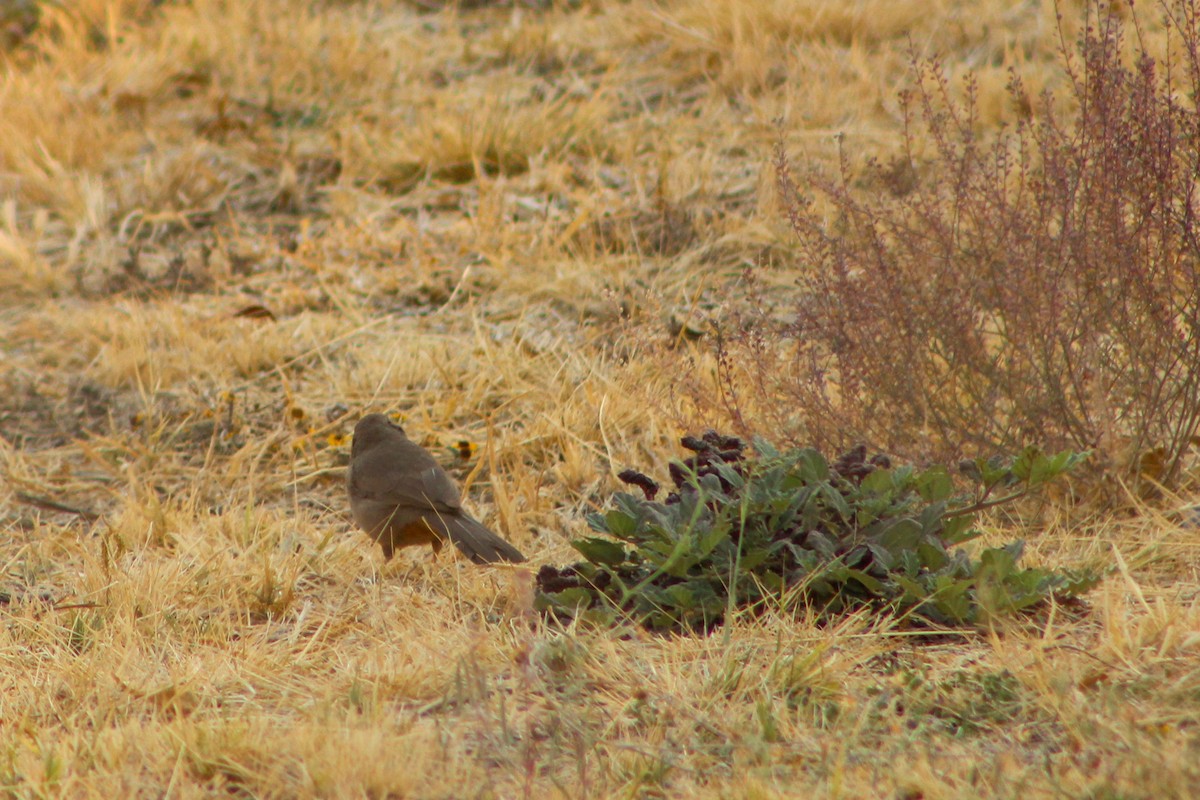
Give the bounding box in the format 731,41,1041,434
346,413,526,564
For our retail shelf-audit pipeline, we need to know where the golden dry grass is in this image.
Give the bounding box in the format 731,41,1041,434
1,0,1198,797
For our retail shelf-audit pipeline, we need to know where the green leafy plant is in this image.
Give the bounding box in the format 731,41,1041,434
536,433,1097,632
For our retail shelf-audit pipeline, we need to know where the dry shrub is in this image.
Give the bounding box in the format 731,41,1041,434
722,0,1200,490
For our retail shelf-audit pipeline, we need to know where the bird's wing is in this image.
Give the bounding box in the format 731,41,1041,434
414,466,463,511
350,453,462,513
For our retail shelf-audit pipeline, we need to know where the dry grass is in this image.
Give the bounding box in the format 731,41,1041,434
1,0,1198,797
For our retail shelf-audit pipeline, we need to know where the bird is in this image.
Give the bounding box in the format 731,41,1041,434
346,413,526,564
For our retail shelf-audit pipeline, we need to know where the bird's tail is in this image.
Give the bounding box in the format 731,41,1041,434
438,514,526,564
